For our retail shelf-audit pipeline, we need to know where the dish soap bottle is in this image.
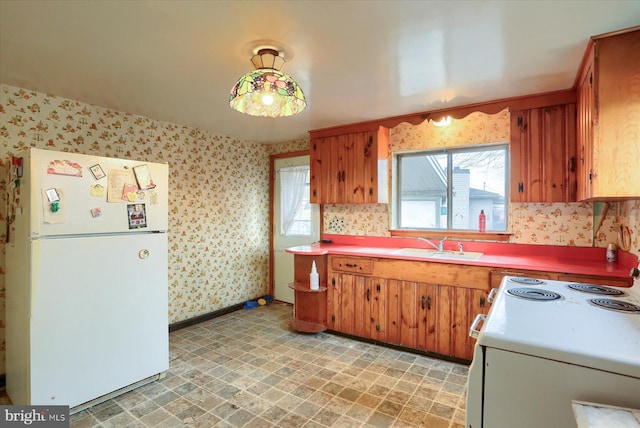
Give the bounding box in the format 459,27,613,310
479,210,486,233
310,260,319,290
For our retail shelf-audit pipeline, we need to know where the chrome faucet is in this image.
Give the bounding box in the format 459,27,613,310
458,241,464,255
417,237,447,252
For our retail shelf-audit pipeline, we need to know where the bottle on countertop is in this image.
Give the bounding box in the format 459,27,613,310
479,210,487,233
606,243,618,263
310,260,319,290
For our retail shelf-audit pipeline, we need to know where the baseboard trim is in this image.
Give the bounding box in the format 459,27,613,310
326,329,471,366
169,302,246,332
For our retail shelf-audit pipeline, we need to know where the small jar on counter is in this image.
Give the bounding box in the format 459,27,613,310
606,243,618,263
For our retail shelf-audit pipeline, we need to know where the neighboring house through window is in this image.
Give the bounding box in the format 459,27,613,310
393,144,508,231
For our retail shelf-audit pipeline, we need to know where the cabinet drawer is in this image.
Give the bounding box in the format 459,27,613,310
330,256,373,275
557,274,632,287
490,269,555,288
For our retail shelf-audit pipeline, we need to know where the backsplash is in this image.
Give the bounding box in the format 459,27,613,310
324,201,625,249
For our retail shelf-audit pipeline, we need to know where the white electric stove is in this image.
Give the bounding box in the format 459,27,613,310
466,276,640,428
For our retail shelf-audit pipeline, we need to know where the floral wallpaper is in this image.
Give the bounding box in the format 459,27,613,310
323,111,638,255
0,84,275,375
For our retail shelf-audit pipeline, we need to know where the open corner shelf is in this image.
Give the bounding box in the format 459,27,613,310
288,319,327,334
288,282,327,293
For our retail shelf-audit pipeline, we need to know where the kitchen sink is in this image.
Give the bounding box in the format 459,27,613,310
389,248,484,261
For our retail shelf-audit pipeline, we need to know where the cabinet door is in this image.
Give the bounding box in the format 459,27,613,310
433,285,489,360
346,132,366,203
399,281,420,349
453,287,490,361
417,283,437,353
542,104,576,202
370,279,386,341
510,109,542,202
327,272,340,330
510,105,576,202
576,59,594,201
327,271,372,336
327,135,345,204
354,275,372,338
312,136,337,204
591,30,640,199
338,273,356,335
435,285,454,357
385,279,401,345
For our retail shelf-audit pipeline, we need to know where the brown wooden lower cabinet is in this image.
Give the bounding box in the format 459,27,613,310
326,267,489,361
319,255,629,362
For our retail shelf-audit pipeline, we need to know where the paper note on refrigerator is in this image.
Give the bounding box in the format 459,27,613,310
107,169,136,203
42,188,66,224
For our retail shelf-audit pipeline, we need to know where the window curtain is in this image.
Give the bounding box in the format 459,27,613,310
280,166,309,235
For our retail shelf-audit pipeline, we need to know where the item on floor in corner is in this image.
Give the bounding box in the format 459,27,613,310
258,298,267,306
264,295,274,304
310,260,319,290
244,300,258,309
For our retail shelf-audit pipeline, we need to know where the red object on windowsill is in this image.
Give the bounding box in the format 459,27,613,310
479,210,486,233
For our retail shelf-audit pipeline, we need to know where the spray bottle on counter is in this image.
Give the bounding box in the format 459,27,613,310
310,260,319,290
479,210,487,233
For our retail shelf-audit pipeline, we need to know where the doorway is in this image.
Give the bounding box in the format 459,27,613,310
272,154,320,303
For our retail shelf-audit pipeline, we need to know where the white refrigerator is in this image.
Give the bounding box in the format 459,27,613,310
6,148,169,412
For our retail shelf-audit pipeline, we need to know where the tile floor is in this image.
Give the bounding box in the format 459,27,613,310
13,302,470,427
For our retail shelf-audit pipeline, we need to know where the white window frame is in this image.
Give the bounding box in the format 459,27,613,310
391,143,508,232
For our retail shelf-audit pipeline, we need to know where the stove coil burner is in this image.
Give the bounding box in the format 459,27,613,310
588,298,640,314
508,277,545,285
506,287,563,301
567,283,625,296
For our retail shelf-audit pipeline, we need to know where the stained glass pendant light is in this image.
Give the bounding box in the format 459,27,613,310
229,47,306,117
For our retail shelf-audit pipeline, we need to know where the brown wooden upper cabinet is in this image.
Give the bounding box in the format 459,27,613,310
576,27,640,201
509,104,577,202
309,126,389,204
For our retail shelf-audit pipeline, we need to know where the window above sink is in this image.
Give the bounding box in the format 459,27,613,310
391,143,508,233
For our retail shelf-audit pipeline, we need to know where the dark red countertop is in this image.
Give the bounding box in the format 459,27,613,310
286,234,638,282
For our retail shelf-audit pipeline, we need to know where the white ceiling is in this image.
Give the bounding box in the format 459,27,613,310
1,1,639,144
